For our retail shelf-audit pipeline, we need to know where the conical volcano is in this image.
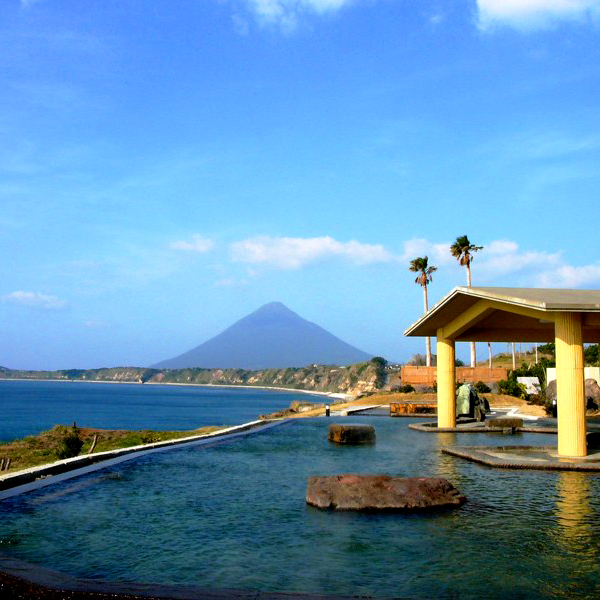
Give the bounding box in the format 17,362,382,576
152,302,372,369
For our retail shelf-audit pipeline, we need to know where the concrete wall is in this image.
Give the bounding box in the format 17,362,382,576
546,367,599,385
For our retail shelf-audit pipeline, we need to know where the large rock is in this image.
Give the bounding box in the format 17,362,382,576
546,378,600,411
328,424,375,445
586,431,600,451
545,379,557,404
306,475,466,511
585,379,600,409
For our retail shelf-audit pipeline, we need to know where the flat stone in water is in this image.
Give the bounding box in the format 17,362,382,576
306,474,466,511
328,423,375,444
486,417,523,429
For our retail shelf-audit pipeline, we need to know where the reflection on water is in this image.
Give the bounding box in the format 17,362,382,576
555,472,597,564
2,418,600,599
434,431,460,481
545,472,600,598
556,471,592,541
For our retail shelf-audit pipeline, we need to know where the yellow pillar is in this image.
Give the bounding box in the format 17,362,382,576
436,329,455,428
555,312,586,457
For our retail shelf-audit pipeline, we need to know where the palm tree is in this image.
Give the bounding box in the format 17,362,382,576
409,256,437,367
450,235,483,367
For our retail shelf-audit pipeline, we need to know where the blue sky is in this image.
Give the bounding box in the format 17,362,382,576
2,0,600,369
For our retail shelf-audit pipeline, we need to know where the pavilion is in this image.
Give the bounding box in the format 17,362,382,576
404,287,600,457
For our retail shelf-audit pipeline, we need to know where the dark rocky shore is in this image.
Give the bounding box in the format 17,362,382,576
0,570,388,600
0,571,162,600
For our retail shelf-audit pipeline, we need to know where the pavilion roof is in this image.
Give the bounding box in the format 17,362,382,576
404,287,600,343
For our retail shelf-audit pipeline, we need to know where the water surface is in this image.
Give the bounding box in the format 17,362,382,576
2,418,598,598
0,380,321,440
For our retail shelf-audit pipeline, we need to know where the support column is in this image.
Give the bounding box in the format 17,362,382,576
437,329,456,428
555,312,586,457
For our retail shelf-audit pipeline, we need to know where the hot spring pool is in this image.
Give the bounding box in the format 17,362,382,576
1,418,600,598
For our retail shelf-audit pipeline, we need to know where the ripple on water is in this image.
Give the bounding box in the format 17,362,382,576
1,418,600,598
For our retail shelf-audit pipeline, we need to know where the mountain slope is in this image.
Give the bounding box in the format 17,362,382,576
152,302,372,369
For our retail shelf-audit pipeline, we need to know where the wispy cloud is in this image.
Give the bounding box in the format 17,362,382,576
1,290,68,310
239,0,354,28
170,235,215,253
399,238,455,267
231,235,393,269
83,319,108,329
484,130,600,163
214,277,250,287
477,0,600,30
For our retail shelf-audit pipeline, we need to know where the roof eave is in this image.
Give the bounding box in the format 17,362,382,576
403,286,466,337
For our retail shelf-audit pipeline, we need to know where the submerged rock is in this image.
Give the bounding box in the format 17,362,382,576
328,424,375,444
306,475,465,511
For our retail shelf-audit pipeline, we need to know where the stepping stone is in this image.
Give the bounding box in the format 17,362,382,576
486,417,523,429
328,424,375,445
306,475,466,511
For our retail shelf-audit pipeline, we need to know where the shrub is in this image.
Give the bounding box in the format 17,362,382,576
510,362,548,388
55,426,84,459
527,393,546,406
398,384,415,393
370,357,388,388
497,379,528,400
474,381,491,394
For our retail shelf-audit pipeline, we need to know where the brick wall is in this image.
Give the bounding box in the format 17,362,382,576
400,366,507,386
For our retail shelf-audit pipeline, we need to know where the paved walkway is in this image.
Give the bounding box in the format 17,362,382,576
443,445,600,471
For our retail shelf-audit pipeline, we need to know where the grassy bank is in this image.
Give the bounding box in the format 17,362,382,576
0,424,222,473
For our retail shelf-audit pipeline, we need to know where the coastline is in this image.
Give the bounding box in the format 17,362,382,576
0,377,353,401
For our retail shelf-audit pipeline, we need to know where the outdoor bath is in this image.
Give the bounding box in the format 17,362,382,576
2,417,600,599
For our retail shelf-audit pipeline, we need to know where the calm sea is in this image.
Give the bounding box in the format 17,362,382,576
0,380,323,441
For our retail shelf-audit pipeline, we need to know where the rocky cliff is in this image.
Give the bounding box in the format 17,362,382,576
0,359,387,396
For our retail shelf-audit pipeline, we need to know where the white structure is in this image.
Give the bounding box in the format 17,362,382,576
547,367,599,385
516,376,540,394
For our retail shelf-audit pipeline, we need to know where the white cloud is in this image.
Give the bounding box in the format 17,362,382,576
461,238,600,288
231,235,393,269
170,235,215,253
477,0,600,29
399,238,600,288
241,0,353,27
479,239,562,278
1,291,67,310
536,264,600,287
227,234,600,288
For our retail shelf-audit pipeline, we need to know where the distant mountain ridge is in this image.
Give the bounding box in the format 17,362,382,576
152,302,372,369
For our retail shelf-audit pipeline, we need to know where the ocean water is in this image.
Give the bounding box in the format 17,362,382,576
2,417,600,598
0,380,323,441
